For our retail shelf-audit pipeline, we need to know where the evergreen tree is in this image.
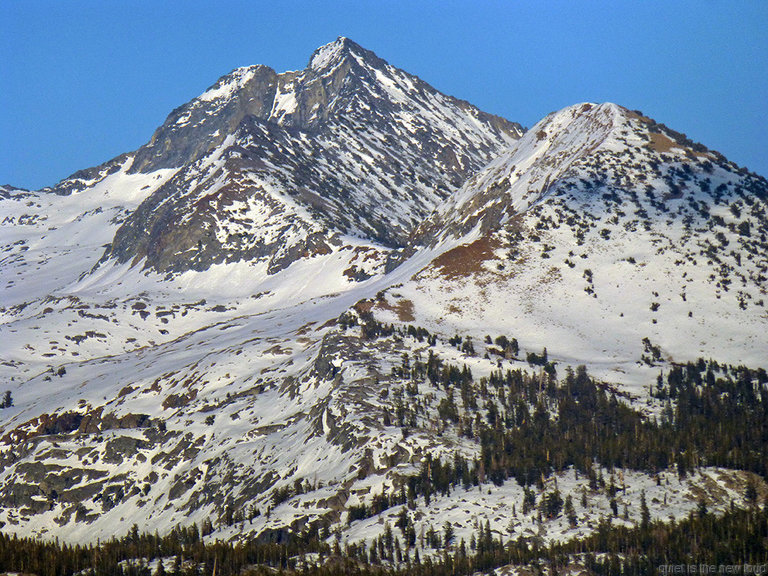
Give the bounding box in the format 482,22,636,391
443,521,454,547
640,489,650,530
564,494,577,527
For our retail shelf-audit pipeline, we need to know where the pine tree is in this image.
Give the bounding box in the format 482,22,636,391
443,521,454,547
564,494,577,527
540,488,563,519
746,479,759,505
640,489,650,530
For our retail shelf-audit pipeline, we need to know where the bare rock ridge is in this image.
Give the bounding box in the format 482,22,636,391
130,64,281,175
130,38,521,173
82,37,522,274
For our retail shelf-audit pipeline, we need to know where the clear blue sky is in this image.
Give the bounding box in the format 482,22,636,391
2,1,767,189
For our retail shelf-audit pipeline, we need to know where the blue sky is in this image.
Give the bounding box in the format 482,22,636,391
2,1,767,189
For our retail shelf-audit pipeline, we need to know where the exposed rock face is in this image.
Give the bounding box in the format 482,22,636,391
101,37,523,274
130,65,280,174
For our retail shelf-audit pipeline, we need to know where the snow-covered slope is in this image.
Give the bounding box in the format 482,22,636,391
0,41,766,558
400,102,768,390
0,37,522,383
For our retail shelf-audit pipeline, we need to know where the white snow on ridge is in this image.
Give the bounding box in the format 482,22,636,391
447,102,626,219
198,66,259,102
398,101,767,397
309,37,349,72
270,81,298,121
0,163,177,306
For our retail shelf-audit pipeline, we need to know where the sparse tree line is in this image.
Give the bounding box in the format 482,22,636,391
346,353,767,528
2,314,767,575
330,316,768,564
343,311,767,492
0,501,766,576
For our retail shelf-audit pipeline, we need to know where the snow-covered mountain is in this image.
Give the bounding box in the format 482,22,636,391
403,102,768,386
101,37,522,275
0,39,766,560
0,36,521,384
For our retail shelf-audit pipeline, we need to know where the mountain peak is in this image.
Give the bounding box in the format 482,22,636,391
101,36,524,274
308,36,377,72
538,102,627,138
4,36,768,558
414,100,732,244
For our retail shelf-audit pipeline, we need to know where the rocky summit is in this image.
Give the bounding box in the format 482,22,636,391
0,37,767,571
100,37,522,275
